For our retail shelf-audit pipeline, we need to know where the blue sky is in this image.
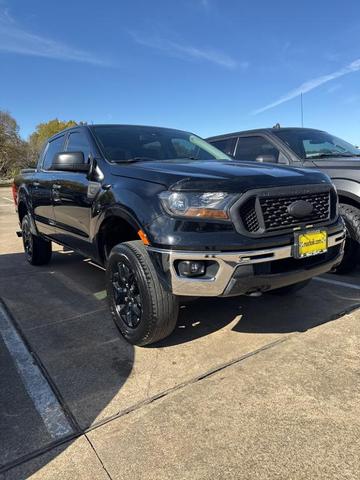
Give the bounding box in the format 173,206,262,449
1,0,360,143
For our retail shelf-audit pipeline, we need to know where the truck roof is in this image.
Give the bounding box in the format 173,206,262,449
207,127,326,141
47,124,192,142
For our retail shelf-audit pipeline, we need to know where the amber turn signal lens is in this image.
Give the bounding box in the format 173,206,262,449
138,229,150,245
185,208,229,219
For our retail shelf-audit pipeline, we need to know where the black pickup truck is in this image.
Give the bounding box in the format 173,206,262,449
208,127,360,272
13,124,345,345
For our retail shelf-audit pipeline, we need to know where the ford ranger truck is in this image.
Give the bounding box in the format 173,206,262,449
13,125,345,346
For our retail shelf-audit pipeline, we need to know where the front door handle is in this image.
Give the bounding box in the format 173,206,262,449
52,184,61,203
32,181,40,187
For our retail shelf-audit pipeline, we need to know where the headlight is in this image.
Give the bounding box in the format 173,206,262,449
159,191,237,220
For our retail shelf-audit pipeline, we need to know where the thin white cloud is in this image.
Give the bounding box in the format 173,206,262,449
327,83,341,94
130,31,238,69
253,58,360,114
0,10,111,66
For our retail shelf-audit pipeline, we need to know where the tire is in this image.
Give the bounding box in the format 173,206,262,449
269,279,311,295
21,214,52,265
106,240,179,346
334,204,360,274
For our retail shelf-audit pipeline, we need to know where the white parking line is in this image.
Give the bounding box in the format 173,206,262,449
1,197,13,202
314,276,360,291
0,303,73,439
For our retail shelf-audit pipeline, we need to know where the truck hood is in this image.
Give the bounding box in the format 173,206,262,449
312,157,360,169
310,157,360,184
110,159,330,192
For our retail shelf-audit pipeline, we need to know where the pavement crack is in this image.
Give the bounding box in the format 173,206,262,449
85,434,113,480
144,349,160,398
85,335,290,434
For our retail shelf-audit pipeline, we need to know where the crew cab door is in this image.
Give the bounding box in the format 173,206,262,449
51,130,96,255
32,135,65,236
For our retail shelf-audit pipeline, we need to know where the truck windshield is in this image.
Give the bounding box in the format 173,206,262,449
91,125,231,162
273,129,360,159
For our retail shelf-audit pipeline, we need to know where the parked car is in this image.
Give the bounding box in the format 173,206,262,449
13,125,345,345
207,127,360,273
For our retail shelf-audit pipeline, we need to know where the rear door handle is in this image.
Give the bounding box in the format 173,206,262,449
52,184,61,190
32,181,40,187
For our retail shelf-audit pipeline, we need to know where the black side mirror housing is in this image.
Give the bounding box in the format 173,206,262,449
255,154,277,164
51,151,89,172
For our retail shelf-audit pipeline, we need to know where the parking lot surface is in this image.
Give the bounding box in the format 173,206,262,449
1,187,360,479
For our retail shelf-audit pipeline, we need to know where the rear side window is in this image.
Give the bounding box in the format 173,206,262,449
235,136,280,162
42,136,65,170
66,131,91,161
210,138,236,156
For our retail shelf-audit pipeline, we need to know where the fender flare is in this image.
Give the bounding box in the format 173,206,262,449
94,205,146,261
96,205,143,235
17,188,39,236
332,178,360,206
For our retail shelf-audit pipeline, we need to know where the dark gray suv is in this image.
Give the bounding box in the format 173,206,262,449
208,127,360,273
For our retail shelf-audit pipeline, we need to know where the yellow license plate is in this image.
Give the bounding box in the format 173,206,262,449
296,230,328,258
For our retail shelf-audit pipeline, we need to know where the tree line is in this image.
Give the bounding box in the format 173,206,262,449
0,110,79,179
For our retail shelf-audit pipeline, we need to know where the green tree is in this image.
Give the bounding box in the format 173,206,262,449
0,110,28,179
28,118,78,164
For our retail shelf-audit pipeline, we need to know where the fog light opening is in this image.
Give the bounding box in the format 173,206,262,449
177,260,206,278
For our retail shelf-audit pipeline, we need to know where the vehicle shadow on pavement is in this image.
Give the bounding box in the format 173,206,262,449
1,250,360,478
0,250,134,478
146,278,360,345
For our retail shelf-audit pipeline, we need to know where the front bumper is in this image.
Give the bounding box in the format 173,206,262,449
147,227,345,297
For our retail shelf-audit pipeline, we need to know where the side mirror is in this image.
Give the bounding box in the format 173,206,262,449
255,154,277,164
51,151,89,172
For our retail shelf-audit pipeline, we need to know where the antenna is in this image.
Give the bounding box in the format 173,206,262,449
300,92,304,127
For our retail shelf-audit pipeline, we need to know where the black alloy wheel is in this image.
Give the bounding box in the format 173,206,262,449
21,214,52,265
111,260,142,328
22,216,33,261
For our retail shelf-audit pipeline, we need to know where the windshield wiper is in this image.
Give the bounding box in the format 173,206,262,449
307,153,357,159
164,156,199,160
114,156,157,163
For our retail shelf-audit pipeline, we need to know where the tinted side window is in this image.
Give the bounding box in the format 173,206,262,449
210,138,236,156
235,136,279,162
66,131,91,160
42,136,65,170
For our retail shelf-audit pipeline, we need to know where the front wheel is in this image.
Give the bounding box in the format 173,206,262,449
268,279,311,295
334,204,360,274
106,240,179,346
21,214,52,265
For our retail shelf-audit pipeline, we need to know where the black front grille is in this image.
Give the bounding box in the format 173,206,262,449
260,191,330,231
239,197,260,233
236,188,332,235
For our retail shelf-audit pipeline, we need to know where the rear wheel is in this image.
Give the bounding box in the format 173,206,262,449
269,279,311,295
21,214,52,265
334,204,360,274
106,240,179,346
